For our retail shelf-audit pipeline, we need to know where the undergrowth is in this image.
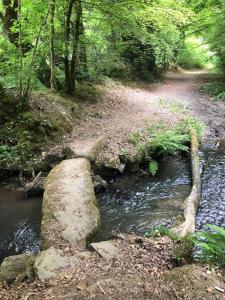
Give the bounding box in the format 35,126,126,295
0,91,75,174
145,225,179,240
201,81,225,102
190,224,225,267
145,225,194,265
128,117,203,176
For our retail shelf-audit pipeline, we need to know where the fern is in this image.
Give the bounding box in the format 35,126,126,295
150,130,189,155
149,160,158,176
190,224,225,267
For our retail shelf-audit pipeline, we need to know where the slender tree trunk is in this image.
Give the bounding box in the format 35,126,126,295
50,0,56,90
78,4,89,80
18,0,23,96
70,0,82,93
24,9,50,98
64,0,74,94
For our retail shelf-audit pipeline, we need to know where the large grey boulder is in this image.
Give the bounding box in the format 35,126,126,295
34,248,79,281
41,158,100,249
65,138,103,162
0,254,35,283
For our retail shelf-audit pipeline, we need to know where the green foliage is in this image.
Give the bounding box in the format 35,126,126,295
128,131,141,145
128,117,203,175
145,225,178,241
0,0,195,92
178,116,204,141
119,148,131,163
177,37,212,69
187,0,225,73
201,81,225,102
0,92,75,173
214,91,225,102
149,129,189,156
201,81,225,96
190,224,225,267
75,83,103,103
148,160,158,176
0,112,49,171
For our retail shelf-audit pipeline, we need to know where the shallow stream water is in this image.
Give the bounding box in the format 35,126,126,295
0,188,42,263
196,142,225,230
95,142,225,241
95,155,192,241
0,142,224,262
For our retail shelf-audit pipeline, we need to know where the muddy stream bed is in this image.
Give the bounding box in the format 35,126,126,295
0,142,224,262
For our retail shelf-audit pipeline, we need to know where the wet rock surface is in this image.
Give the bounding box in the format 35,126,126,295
196,143,225,230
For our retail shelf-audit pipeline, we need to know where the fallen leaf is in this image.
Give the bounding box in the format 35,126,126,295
77,282,88,291
206,287,214,293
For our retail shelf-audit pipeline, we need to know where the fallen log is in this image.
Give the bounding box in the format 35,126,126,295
171,128,201,238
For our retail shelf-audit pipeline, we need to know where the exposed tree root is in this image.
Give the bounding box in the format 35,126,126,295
172,128,201,238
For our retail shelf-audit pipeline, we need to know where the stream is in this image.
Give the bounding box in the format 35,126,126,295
0,188,42,263
95,142,225,240
95,155,192,241
0,142,224,262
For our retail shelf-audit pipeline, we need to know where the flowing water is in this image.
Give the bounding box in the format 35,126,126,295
196,142,225,230
96,143,225,241
0,188,42,263
0,143,224,262
95,155,192,241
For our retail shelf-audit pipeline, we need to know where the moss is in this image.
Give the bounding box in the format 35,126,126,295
0,91,79,174
173,238,194,266
75,82,103,103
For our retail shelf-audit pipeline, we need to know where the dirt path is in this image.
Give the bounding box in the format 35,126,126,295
71,70,225,160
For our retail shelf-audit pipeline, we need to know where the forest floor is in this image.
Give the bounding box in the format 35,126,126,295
1,70,225,299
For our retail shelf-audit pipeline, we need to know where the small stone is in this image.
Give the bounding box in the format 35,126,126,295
34,248,79,281
90,241,121,260
93,175,108,191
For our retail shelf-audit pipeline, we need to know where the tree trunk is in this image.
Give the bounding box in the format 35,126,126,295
64,0,74,94
172,128,201,238
0,0,19,45
70,0,82,93
78,4,89,80
24,9,50,98
18,0,23,96
50,0,56,90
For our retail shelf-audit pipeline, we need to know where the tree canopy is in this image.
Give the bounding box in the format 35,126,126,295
1,0,223,96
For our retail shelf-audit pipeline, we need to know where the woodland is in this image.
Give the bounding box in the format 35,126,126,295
0,0,225,173
1,1,225,298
